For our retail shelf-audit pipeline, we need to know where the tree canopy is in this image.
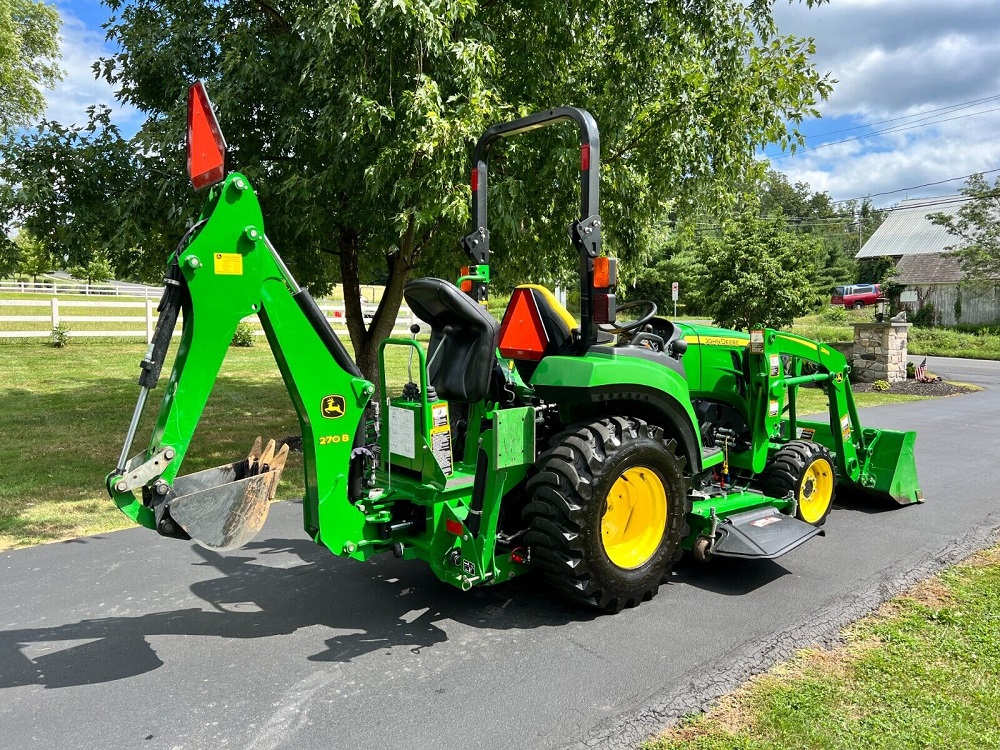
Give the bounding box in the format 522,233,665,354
3,0,831,377
699,213,817,330
929,173,1000,290
0,0,61,134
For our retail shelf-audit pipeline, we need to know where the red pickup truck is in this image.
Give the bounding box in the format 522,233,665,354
831,283,880,308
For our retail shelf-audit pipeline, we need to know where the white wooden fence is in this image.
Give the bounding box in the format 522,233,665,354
0,280,165,298
0,297,420,341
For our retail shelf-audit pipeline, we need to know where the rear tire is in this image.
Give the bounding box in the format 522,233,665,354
852,301,865,309
763,440,836,526
524,417,689,612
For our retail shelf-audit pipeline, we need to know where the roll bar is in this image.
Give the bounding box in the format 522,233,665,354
461,107,604,350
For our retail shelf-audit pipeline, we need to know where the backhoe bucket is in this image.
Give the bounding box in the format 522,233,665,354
168,438,289,551
853,428,922,505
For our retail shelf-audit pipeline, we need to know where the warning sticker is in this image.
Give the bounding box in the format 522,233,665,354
430,402,453,476
841,414,852,441
750,329,765,354
750,516,781,528
214,252,243,275
797,427,816,440
769,399,780,417
769,355,781,377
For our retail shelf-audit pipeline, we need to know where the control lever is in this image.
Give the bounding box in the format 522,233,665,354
406,323,420,383
426,325,454,373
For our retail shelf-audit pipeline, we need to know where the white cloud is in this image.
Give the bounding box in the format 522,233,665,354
770,0,1000,205
44,12,141,131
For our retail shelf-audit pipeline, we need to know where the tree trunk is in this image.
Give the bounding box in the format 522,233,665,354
339,216,420,388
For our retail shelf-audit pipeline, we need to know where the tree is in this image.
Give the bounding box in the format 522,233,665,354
0,0,62,134
16,233,51,283
69,252,114,285
698,213,817,331
929,173,1000,290
0,235,20,278
6,0,831,380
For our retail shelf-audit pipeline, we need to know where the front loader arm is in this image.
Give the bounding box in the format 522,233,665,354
107,173,375,550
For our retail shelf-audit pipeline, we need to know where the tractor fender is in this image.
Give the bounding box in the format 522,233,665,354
529,352,703,474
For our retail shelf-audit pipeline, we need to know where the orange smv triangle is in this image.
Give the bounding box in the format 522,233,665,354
499,288,549,361
187,81,227,191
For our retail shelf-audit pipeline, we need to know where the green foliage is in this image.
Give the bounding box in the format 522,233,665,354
699,213,817,331
819,305,850,324
906,360,915,379
757,170,879,293
0,109,154,280
857,255,897,285
68,252,114,285
871,379,890,392
929,173,1000,290
48,323,69,348
0,234,20,278
2,0,832,379
230,321,255,348
912,302,936,328
15,232,50,282
0,0,62,134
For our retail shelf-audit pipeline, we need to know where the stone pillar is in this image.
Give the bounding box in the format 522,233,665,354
851,322,910,383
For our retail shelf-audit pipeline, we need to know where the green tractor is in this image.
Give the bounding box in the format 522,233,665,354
107,83,921,612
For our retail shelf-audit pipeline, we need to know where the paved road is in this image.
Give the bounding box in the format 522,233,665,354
2,357,998,750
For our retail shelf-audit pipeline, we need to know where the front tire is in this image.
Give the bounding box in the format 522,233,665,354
763,440,836,526
852,301,865,309
524,417,689,612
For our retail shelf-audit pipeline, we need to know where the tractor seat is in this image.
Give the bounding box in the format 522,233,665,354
403,278,500,403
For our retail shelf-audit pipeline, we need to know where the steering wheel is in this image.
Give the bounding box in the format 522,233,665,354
599,299,658,335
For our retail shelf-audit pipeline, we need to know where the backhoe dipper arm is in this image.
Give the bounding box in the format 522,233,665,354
107,173,374,551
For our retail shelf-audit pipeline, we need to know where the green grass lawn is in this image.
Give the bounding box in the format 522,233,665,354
646,544,1000,750
0,343,306,549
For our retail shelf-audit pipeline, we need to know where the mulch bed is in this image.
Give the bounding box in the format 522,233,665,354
851,379,978,397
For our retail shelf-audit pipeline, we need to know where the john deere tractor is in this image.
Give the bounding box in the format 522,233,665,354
107,83,921,612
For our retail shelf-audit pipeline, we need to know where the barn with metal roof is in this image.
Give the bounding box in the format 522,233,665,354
856,195,996,326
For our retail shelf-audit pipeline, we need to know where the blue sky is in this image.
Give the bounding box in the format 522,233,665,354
44,0,1000,208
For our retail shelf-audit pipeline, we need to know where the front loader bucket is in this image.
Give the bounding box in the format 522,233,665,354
167,438,289,551
852,428,923,505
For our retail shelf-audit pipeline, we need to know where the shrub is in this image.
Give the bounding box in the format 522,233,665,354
872,379,891,392
231,321,255,347
820,305,850,324
49,324,70,348
911,303,936,328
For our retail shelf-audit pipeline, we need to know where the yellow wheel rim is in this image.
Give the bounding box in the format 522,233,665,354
601,466,667,569
798,458,834,524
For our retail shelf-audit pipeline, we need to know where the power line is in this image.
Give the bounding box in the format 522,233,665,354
794,94,1000,140
769,105,1000,159
830,168,1000,205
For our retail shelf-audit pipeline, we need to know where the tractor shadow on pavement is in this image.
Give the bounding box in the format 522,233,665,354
671,555,791,597
0,537,594,690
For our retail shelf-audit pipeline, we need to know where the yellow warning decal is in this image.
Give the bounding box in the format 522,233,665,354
214,253,243,275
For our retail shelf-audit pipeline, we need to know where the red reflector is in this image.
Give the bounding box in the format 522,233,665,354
187,81,227,191
499,288,550,361
581,143,590,171
594,294,611,323
460,266,472,293
446,519,464,536
471,168,479,192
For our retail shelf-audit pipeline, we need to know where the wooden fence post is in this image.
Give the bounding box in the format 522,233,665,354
51,297,60,328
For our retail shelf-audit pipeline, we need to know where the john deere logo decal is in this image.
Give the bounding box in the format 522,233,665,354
321,395,346,418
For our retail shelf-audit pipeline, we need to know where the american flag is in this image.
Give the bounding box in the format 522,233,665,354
914,357,928,382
